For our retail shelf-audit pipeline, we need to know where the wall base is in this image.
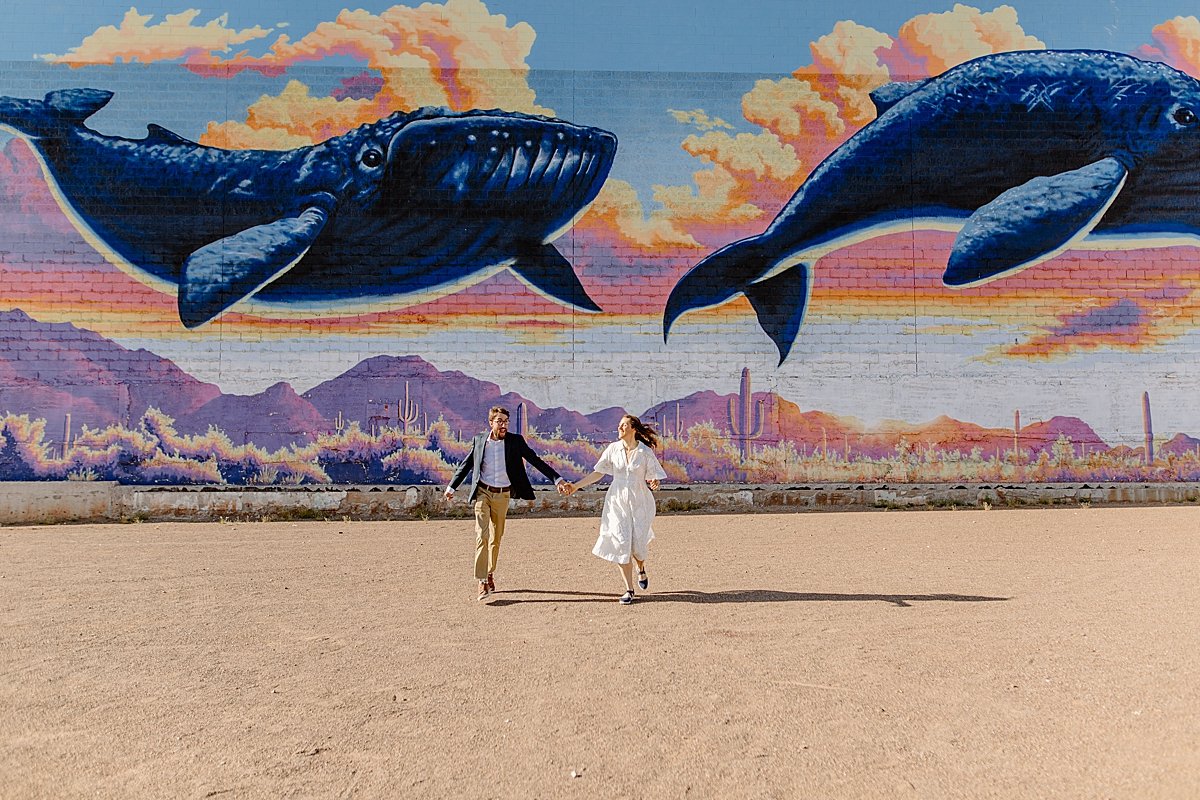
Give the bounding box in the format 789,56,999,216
2,481,1199,525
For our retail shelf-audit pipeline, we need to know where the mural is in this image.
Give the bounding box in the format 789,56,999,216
2,0,1200,487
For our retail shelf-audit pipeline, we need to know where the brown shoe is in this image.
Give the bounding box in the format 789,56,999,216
487,573,496,593
477,581,489,601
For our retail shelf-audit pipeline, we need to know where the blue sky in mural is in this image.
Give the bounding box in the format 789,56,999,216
2,0,1196,69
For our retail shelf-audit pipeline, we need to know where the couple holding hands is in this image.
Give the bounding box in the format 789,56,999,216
444,406,667,605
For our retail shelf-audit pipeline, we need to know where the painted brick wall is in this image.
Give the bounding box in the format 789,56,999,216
1,1,1199,486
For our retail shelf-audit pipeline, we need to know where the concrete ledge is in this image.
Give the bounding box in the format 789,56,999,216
2,481,1199,525
0,481,117,524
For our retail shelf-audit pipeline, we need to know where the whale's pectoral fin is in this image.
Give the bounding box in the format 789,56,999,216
178,207,329,328
745,264,809,365
509,243,602,312
945,157,1127,287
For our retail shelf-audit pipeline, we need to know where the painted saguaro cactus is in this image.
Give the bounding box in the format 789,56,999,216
670,402,684,439
1013,409,1021,463
1143,391,1154,465
398,382,420,434
515,402,528,436
728,367,763,462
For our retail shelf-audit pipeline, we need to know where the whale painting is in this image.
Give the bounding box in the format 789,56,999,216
663,50,1200,363
0,89,617,327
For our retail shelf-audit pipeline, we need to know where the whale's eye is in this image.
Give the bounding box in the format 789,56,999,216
1173,107,1197,126
361,148,384,168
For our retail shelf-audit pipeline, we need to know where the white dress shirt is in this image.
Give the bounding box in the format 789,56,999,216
480,437,509,487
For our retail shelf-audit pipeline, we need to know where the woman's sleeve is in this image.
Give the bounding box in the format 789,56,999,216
593,444,616,476
645,448,668,481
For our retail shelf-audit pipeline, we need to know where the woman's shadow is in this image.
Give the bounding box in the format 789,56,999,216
487,589,1008,607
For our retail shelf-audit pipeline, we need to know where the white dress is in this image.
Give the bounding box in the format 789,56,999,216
591,441,668,564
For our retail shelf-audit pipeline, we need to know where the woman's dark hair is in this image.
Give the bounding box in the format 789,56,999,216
623,414,659,449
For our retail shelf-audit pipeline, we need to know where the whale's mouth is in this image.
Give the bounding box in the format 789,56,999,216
384,112,617,230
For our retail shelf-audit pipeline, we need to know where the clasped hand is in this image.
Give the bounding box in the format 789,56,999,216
559,480,658,496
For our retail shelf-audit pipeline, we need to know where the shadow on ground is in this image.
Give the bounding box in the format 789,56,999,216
487,589,1010,607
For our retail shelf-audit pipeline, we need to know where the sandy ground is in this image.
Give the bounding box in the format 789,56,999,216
1,506,1199,799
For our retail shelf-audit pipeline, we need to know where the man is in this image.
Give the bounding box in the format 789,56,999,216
445,406,571,601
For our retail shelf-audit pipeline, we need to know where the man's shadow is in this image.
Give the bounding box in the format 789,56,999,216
487,589,1009,607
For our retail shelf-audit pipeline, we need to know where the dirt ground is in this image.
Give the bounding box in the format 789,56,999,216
1,506,1199,799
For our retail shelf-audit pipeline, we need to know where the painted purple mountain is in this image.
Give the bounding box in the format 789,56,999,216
175,382,330,451
1018,416,1110,454
301,355,620,439
859,415,1006,459
1159,433,1200,457
0,309,220,440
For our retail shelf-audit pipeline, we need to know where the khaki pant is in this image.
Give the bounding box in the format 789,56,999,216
473,487,510,581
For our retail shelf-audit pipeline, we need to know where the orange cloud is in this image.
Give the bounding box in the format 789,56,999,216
667,109,734,131
877,4,1044,78
195,0,552,148
742,77,845,142
40,8,272,66
189,0,550,113
650,131,805,247
680,131,802,184
575,179,701,251
792,21,895,130
1136,16,1200,77
202,80,381,149
733,21,893,179
46,1,551,150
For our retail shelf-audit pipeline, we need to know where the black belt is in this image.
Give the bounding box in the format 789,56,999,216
478,482,510,493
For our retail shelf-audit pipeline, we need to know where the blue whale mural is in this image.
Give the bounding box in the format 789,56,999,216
664,50,1200,363
0,89,617,327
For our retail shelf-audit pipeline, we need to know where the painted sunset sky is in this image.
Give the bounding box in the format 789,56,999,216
2,0,1200,443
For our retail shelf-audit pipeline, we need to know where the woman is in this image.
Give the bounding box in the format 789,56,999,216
567,415,668,604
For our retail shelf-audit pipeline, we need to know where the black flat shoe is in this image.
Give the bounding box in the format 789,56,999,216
619,589,635,605
637,569,648,590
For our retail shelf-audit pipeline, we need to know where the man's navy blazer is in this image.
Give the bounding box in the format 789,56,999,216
448,432,562,502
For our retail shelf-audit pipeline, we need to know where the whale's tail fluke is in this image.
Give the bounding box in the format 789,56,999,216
664,236,809,364
664,239,766,335
0,89,113,138
743,264,809,365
